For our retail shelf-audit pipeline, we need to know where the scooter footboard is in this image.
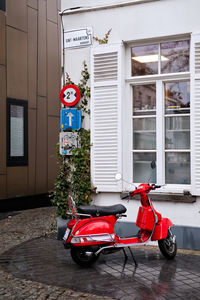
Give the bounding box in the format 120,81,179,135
151,218,173,241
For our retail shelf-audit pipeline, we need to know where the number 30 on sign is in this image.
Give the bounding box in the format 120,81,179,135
60,84,81,107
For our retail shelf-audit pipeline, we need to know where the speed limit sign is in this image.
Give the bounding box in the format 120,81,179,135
60,84,81,107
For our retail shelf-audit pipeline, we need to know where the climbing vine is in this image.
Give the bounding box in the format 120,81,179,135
51,62,94,219
93,29,112,44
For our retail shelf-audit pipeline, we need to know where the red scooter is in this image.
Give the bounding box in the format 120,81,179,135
63,162,177,267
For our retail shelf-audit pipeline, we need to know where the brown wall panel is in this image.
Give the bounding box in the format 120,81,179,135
0,175,6,199
47,21,60,116
47,0,58,23
7,27,28,100
0,66,6,174
0,12,6,66
38,0,47,97
7,167,28,198
57,0,61,11
6,0,27,32
28,0,38,9
35,97,48,194
48,116,59,190
57,14,62,82
28,7,37,109
28,108,37,195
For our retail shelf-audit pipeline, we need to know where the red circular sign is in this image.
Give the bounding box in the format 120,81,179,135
60,84,81,107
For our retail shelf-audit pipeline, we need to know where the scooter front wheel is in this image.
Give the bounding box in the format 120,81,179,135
158,229,177,259
71,246,100,267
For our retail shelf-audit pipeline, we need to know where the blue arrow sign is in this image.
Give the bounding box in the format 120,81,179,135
60,108,82,130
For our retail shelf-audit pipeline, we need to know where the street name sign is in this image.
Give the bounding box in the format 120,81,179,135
64,28,92,49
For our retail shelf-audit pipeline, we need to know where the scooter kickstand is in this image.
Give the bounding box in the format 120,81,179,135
128,247,138,267
122,248,128,262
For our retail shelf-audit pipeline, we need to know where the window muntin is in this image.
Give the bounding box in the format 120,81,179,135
131,39,190,186
7,99,28,166
131,40,190,77
164,80,190,184
132,84,156,183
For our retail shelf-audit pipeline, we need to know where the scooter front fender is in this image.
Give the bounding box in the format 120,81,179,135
151,218,173,241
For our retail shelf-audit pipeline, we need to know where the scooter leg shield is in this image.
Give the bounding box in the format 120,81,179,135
151,218,173,241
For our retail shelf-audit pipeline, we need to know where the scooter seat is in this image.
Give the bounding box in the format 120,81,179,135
78,204,127,217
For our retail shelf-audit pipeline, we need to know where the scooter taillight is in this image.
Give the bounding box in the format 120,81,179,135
67,219,76,229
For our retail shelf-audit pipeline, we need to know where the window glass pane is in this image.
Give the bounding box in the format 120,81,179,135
131,44,158,76
161,40,190,74
133,84,156,116
133,153,156,183
165,153,190,184
10,105,24,157
133,118,156,150
165,81,190,114
0,0,5,11
165,116,190,149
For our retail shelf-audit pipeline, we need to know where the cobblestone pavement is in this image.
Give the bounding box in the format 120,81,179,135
0,207,111,300
0,207,200,300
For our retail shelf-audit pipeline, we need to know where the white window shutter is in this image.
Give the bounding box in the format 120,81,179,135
91,44,123,192
191,33,200,195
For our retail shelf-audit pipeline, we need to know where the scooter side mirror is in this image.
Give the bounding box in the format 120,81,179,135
115,173,122,181
151,160,156,169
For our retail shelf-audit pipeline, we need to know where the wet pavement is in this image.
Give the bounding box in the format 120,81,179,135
0,207,200,300
0,234,200,300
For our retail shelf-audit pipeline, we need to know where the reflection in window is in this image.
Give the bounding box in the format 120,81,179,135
133,153,156,183
165,116,190,150
0,0,5,11
161,40,190,73
133,84,156,115
10,105,24,157
131,44,158,76
165,153,190,184
165,81,190,114
164,80,190,184
133,118,156,150
7,99,28,166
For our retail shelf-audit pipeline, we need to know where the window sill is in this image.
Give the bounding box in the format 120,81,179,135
120,192,196,203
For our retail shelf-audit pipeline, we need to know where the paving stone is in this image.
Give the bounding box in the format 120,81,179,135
0,207,200,300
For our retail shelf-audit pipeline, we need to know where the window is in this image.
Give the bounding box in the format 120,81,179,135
131,39,190,186
7,98,28,166
0,0,5,11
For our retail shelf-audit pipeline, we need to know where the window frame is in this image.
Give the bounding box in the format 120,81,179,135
7,98,28,166
124,37,191,193
0,0,6,11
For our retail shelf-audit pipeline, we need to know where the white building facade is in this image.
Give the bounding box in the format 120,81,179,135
61,0,200,250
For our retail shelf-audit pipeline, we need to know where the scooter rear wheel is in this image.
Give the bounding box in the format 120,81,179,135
158,229,177,259
71,246,100,267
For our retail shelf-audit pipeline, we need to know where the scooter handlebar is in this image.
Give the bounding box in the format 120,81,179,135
122,184,161,199
151,184,161,190
121,193,130,199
